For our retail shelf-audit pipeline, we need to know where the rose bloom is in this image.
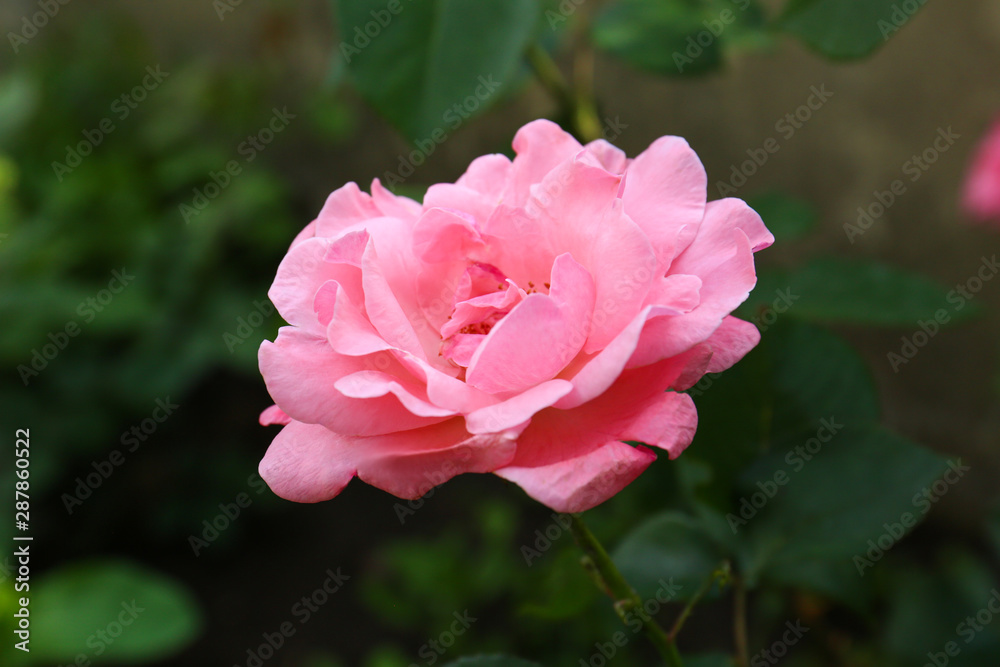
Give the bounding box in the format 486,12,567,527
258,119,772,513
963,115,1000,224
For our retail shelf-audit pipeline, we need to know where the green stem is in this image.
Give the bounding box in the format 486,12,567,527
734,577,750,667
526,43,603,143
669,562,729,641
568,514,683,667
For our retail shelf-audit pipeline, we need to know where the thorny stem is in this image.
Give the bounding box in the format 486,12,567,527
568,514,683,667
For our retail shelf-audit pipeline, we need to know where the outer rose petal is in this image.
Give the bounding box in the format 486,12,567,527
260,421,357,503
260,418,519,502
259,405,291,426
703,316,761,373
314,182,381,238
259,328,448,436
622,136,708,269
504,120,584,207
496,442,656,513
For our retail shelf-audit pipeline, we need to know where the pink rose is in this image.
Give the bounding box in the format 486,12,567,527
963,115,1000,224
258,119,773,513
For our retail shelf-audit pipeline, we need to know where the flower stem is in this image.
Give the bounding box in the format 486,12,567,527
734,577,750,667
669,562,729,641
526,43,603,143
568,513,683,667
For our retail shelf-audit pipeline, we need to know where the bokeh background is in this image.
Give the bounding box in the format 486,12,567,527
2,1,1000,666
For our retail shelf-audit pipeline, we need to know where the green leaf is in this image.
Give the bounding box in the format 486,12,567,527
613,511,728,602
742,257,978,328
442,657,542,667
737,428,948,588
688,321,879,507
780,0,926,59
885,551,1000,664
746,191,818,242
336,0,539,141
593,0,766,77
30,560,202,664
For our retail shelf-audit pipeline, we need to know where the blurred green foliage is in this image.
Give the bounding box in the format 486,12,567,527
1,1,992,666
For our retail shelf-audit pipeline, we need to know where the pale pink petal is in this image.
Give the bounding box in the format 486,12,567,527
629,230,757,367
703,316,761,373
621,136,708,269
584,138,629,174
335,370,456,418
456,153,512,198
352,418,519,499
259,328,446,436
412,207,485,263
620,391,698,459
315,182,381,238
503,119,583,207
268,237,364,336
371,178,422,220
467,254,595,394
495,441,655,513
465,379,573,434
259,405,292,426
259,421,357,503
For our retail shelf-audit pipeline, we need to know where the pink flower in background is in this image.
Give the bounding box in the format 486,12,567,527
963,115,1000,224
257,119,773,513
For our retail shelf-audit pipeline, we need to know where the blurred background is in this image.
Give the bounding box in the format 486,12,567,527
1,1,999,666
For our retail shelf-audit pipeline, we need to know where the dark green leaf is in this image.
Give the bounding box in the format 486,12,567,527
31,560,202,663
593,0,766,77
780,0,926,59
336,0,539,141
737,428,948,587
613,511,727,602
742,257,977,327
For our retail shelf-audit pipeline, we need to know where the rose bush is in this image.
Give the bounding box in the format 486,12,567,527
257,119,773,512
963,115,1000,224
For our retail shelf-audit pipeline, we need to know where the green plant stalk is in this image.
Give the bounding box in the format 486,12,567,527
568,513,683,667
526,43,604,143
